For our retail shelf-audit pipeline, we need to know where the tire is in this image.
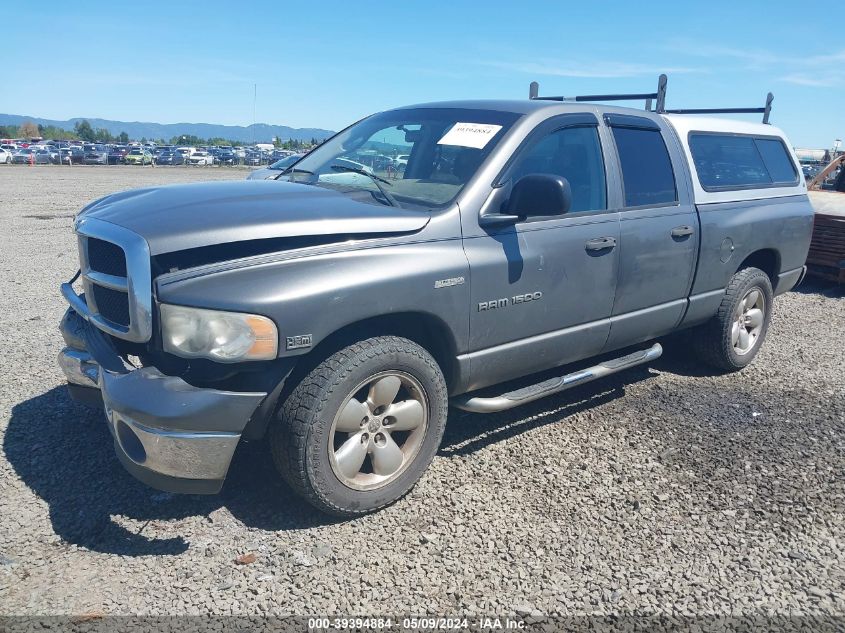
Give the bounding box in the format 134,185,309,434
270,336,448,516
691,267,773,372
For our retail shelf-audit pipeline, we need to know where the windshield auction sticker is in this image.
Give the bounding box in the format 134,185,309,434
437,123,503,149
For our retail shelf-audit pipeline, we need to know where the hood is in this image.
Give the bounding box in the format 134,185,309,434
77,180,431,255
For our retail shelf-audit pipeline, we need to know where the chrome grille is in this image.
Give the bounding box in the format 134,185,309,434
74,217,152,343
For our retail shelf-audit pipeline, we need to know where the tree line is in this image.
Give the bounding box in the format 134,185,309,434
1,120,319,149
0,120,131,144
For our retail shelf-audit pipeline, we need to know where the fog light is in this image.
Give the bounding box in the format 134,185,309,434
116,419,146,464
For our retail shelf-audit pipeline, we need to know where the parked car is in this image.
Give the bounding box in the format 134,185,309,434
154,150,184,165
83,144,109,165
124,148,153,165
36,149,56,164
108,146,129,165
370,154,395,171
243,151,263,166
60,147,85,164
246,153,306,180
216,149,238,165
57,87,813,517
45,146,61,164
188,150,214,166
31,145,60,163
270,149,293,162
0,148,13,164
394,154,409,169
12,148,50,164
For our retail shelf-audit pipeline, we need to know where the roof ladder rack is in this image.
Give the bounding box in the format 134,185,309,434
528,74,774,123
663,92,774,124
529,73,667,112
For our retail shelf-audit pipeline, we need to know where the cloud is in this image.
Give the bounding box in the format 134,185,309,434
665,42,788,68
481,59,701,79
800,49,845,66
668,39,845,82
779,73,844,87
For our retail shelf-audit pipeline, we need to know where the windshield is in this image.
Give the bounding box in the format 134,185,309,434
280,107,520,209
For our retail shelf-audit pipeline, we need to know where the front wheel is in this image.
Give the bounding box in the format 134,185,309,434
270,336,448,516
691,267,773,372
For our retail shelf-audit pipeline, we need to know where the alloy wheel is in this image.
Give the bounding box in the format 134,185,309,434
732,287,765,355
328,371,428,491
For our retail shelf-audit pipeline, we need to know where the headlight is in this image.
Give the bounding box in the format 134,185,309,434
160,304,278,362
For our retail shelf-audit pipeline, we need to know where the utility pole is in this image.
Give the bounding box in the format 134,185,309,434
252,83,257,146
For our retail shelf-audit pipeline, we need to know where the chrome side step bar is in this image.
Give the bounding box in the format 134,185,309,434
452,343,663,413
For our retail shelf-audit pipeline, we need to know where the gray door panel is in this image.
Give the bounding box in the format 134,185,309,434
604,206,698,349
604,299,687,353
613,207,698,315
601,115,699,350
458,319,611,392
464,212,620,386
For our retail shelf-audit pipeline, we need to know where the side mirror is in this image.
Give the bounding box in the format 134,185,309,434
506,173,572,217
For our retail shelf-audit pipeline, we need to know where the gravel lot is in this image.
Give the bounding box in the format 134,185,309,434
0,165,843,623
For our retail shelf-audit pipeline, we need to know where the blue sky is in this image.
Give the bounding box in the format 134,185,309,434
3,1,842,147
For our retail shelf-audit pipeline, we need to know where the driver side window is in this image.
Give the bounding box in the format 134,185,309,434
509,126,607,213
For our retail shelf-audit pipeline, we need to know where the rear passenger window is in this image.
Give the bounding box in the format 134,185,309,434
611,127,678,207
689,134,798,190
755,138,798,183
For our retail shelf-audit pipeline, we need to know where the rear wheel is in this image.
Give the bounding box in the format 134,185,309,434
270,336,448,516
691,267,773,372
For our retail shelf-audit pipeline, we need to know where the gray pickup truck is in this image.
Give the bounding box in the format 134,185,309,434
58,79,813,515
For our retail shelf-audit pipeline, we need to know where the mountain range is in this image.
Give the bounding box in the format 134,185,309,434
0,113,335,143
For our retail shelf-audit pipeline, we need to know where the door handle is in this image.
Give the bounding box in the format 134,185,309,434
585,236,617,251
671,225,694,238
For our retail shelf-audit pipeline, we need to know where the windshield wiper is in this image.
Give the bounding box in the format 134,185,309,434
330,164,398,207
281,167,314,175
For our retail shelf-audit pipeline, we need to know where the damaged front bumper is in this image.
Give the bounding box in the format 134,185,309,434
58,307,267,494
